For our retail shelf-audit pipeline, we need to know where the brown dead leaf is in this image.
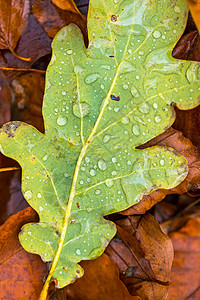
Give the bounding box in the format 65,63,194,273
65,253,140,300
186,0,200,34
173,30,200,62
11,72,45,132
1,14,51,82
0,207,47,299
0,0,30,61
168,217,200,299
105,214,173,300
32,0,87,43
121,128,200,215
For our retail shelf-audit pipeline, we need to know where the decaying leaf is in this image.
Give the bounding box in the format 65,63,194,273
186,0,200,34
121,128,200,215
0,0,30,60
106,214,173,300
66,253,139,300
0,0,200,297
0,207,47,299
168,217,200,300
32,0,87,42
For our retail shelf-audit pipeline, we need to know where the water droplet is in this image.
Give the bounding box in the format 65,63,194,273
73,102,90,118
136,75,140,80
98,159,107,170
64,173,69,177
37,193,42,198
43,155,48,161
138,51,144,55
174,6,181,13
39,206,43,212
160,159,165,165
100,84,105,89
67,49,73,55
95,189,102,195
85,157,90,163
153,31,161,39
24,190,33,200
128,49,133,54
85,73,101,84
81,167,85,171
121,116,130,124
103,135,111,143
139,103,149,114
131,86,140,97
114,107,120,112
132,124,140,136
62,91,66,95
155,116,161,123
112,157,117,163
90,169,96,176
105,179,114,187
123,84,129,89
153,103,158,109
57,116,67,126
76,249,81,255
112,171,117,176
127,161,132,165
80,180,84,185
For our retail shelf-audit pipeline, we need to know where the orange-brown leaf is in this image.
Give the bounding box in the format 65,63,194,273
0,207,47,299
65,253,140,300
0,0,30,60
32,0,87,43
186,0,200,34
168,217,200,299
106,214,173,300
121,128,200,215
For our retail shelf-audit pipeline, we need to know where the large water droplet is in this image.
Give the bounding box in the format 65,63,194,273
132,124,140,136
105,179,114,187
103,135,111,143
153,30,161,39
73,102,90,118
85,73,101,84
174,5,181,13
98,159,107,170
90,169,96,176
160,159,165,165
123,84,129,90
57,116,67,126
155,116,161,123
121,116,130,124
43,155,48,161
85,157,90,163
67,49,73,55
131,86,140,97
76,249,81,255
139,103,149,114
24,190,33,200
95,189,102,195
37,193,42,199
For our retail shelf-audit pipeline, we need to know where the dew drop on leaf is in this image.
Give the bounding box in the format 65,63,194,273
57,116,67,126
98,159,107,170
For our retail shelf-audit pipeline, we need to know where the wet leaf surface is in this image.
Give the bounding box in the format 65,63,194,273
105,214,173,300
121,128,200,215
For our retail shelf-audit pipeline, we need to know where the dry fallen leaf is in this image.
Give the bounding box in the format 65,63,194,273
65,253,140,300
105,214,173,300
168,217,200,299
121,128,200,215
11,72,45,133
1,14,51,82
0,0,30,61
186,0,200,34
32,0,87,43
0,207,47,299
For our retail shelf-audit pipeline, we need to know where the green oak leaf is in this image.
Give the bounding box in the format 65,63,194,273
0,0,200,297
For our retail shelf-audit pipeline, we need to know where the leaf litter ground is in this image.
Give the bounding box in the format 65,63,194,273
0,0,200,298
